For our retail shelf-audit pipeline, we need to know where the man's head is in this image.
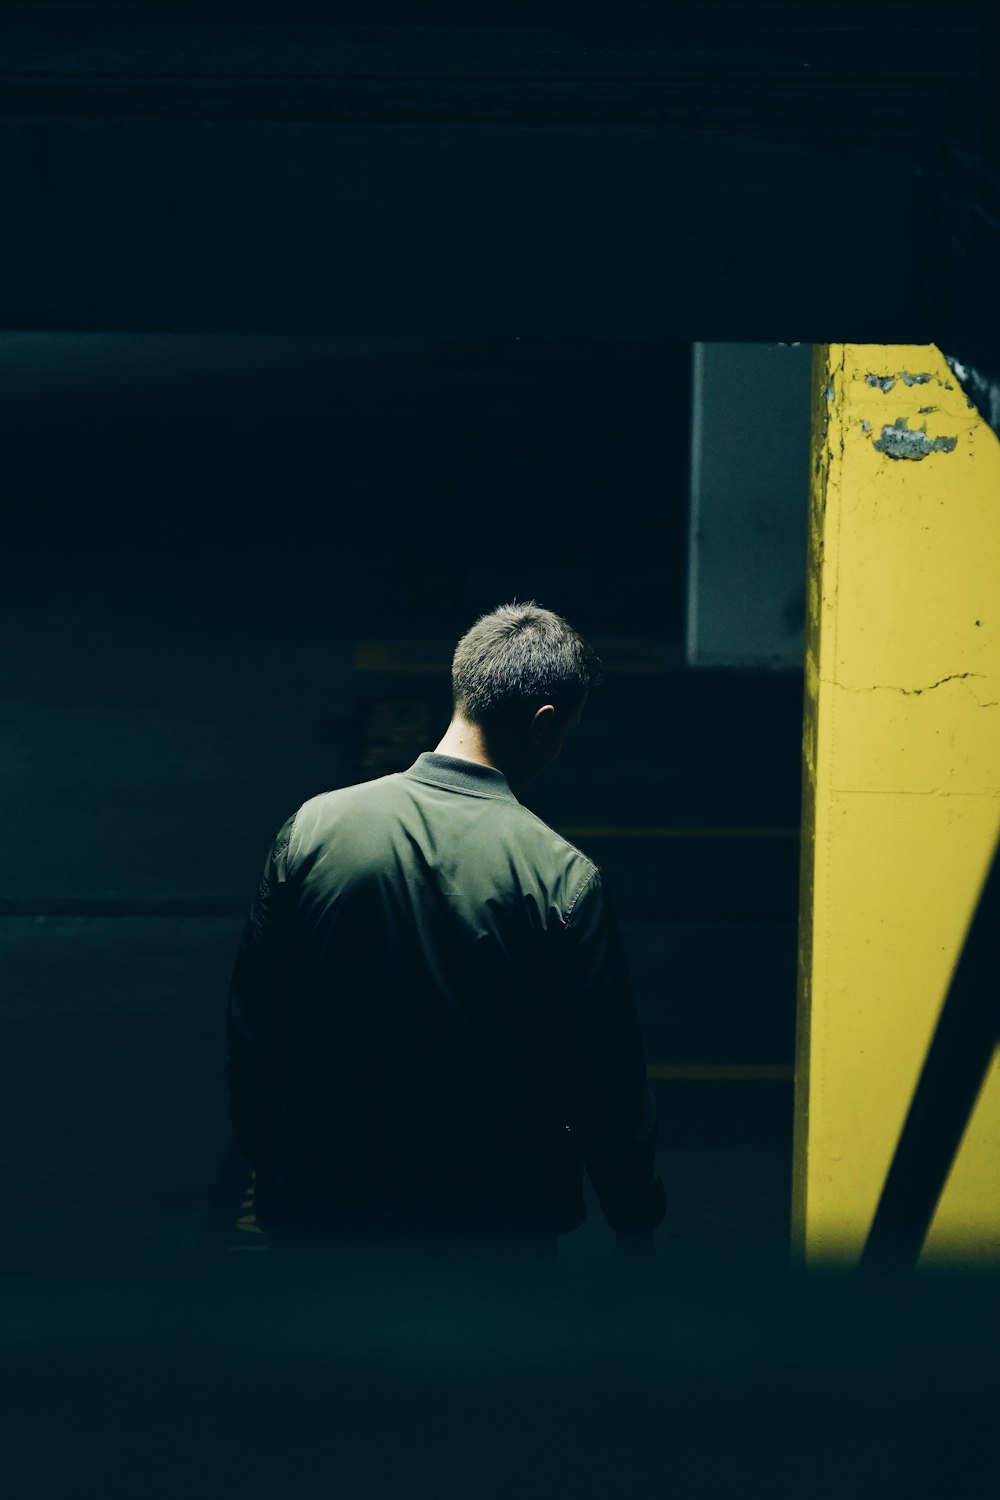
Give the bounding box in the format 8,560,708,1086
448,601,602,785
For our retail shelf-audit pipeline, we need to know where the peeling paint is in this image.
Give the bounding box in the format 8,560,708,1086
865,372,934,394
824,383,835,403
872,417,958,460
918,405,937,414
861,419,871,435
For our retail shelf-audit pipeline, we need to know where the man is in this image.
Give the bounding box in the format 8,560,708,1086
225,601,666,1263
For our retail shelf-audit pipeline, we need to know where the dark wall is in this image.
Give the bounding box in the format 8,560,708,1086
0,2,984,343
3,333,690,642
1,332,693,905
0,5,823,1273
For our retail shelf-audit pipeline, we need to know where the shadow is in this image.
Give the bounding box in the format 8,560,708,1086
862,837,1000,1271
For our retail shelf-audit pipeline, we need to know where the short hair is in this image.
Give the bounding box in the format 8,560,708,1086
451,601,602,728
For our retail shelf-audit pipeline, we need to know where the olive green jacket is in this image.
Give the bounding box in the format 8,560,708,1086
225,751,666,1236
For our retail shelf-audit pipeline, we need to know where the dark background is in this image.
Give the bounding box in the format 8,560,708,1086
2,6,999,1495
2,327,802,1270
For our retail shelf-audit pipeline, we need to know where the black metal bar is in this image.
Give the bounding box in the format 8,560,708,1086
861,837,1000,1272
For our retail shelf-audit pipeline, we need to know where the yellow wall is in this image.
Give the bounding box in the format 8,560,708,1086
794,344,1000,1267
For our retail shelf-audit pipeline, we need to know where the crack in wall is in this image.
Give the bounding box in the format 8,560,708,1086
824,672,986,696
892,672,985,695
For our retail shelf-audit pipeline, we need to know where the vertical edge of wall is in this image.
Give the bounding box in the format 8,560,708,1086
685,342,704,667
792,344,835,1261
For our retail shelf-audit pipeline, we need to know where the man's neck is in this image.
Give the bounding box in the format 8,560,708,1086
434,717,498,770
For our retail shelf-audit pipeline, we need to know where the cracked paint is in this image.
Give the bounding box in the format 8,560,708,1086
872,417,957,460
880,672,983,696
826,672,987,697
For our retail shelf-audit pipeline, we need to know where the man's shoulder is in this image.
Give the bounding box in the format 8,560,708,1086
505,804,600,908
300,773,402,809
284,773,406,843
512,803,596,871
287,774,599,898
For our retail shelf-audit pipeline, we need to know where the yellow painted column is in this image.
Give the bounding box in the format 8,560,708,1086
793,344,1000,1267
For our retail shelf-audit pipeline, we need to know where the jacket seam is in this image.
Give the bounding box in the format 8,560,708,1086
403,772,512,802
519,804,597,869
564,866,600,926
273,813,298,885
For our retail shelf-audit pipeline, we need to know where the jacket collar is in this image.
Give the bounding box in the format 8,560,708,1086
404,751,519,803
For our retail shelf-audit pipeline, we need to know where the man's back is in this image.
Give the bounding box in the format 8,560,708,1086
226,605,666,1249
279,754,602,1224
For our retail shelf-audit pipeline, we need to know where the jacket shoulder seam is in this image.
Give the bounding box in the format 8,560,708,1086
519,805,599,873
271,809,299,884
564,865,601,926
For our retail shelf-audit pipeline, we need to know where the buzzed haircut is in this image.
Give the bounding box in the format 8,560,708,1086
451,601,602,728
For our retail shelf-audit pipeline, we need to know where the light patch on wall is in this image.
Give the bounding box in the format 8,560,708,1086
687,342,812,668
945,353,1000,434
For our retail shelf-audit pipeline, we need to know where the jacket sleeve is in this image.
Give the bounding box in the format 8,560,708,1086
224,812,298,1169
558,867,667,1235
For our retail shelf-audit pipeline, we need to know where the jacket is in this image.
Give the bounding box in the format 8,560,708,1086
225,751,667,1237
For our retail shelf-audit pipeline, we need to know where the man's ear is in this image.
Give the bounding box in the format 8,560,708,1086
531,703,557,738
